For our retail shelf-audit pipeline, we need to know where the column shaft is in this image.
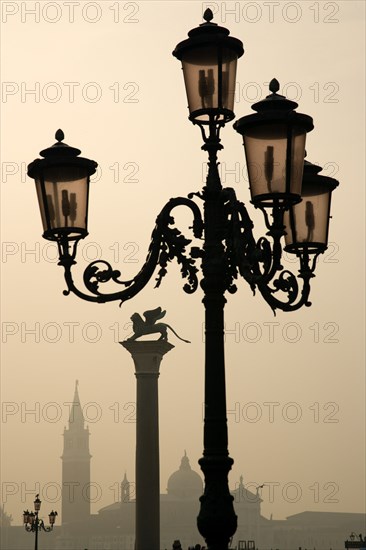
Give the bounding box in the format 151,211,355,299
121,340,174,550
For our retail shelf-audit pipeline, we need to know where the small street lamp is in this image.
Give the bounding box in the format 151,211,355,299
28,9,339,550
23,495,57,550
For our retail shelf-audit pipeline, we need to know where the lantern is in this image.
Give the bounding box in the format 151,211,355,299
173,8,244,124
284,159,339,253
28,130,97,242
234,79,313,207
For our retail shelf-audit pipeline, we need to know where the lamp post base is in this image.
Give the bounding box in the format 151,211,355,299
197,455,237,550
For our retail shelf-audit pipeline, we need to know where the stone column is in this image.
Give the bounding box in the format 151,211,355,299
121,340,174,550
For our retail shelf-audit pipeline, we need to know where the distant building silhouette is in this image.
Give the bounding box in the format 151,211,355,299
2,383,365,550
61,380,91,524
98,451,206,548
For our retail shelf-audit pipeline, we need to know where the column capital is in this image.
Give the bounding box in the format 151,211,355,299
120,340,174,375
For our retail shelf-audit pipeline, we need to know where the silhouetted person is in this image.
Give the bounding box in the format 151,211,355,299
173,540,182,550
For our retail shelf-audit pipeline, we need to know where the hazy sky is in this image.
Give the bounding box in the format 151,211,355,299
1,0,365,526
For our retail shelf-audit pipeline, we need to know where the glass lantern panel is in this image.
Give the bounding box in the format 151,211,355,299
284,184,331,246
291,131,307,197
35,181,47,230
181,46,238,119
243,123,306,202
35,165,89,238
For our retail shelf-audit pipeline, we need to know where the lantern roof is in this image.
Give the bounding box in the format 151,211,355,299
27,129,97,179
302,158,339,191
39,129,81,158
234,79,314,133
252,78,299,113
172,8,244,60
303,158,322,175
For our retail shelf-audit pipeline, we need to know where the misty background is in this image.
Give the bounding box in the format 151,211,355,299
1,0,365,526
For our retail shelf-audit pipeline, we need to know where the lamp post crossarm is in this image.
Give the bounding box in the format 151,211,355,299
59,196,204,305
221,188,318,313
24,515,53,532
53,143,320,315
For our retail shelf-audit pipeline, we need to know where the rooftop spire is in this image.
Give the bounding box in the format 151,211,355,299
121,472,130,503
68,379,85,429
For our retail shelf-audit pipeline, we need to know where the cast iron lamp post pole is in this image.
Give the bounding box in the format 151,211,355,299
197,127,237,547
23,495,57,550
27,10,339,550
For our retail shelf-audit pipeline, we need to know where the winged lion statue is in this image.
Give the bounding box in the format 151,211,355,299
127,307,190,343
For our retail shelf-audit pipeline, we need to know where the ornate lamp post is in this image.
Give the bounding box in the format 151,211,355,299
28,9,339,550
23,495,57,550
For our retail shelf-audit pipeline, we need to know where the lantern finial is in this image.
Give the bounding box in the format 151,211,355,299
55,129,64,142
269,78,280,94
203,8,214,23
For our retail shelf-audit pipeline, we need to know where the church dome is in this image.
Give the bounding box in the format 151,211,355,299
167,452,203,500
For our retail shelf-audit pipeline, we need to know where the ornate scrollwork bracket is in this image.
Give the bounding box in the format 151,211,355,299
57,175,319,316
58,196,204,305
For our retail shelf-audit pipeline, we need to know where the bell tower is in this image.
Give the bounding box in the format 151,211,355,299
61,380,91,524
